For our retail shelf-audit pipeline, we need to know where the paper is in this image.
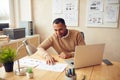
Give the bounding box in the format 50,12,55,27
87,12,103,24
17,57,67,72
63,0,78,26
88,0,104,11
106,0,119,4
18,57,42,68
52,0,79,26
52,0,62,13
86,0,119,28
104,5,119,22
36,62,67,72
86,0,104,25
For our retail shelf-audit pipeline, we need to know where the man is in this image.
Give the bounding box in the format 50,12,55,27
39,18,85,64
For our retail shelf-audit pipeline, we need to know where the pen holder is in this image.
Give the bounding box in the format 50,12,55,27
65,74,76,80
65,64,76,80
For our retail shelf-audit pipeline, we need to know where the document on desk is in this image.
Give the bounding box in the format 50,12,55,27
36,62,67,72
17,57,67,72
18,57,42,68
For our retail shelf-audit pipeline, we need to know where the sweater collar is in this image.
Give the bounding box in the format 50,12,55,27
61,29,69,38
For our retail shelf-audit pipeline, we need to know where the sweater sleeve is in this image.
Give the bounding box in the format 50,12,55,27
39,36,53,50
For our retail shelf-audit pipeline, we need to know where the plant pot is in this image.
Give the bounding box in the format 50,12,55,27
26,72,33,79
3,62,14,72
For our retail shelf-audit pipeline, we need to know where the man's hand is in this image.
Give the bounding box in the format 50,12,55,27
45,54,57,65
59,52,73,59
38,47,57,65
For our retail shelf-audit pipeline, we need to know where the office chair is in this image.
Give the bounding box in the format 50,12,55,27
80,32,84,40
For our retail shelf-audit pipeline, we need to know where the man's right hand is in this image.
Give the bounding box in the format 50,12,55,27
38,47,57,65
45,54,57,65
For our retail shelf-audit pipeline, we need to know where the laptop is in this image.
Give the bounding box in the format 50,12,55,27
65,44,105,69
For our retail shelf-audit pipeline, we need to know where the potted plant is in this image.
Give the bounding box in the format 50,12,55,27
26,67,33,79
0,47,16,72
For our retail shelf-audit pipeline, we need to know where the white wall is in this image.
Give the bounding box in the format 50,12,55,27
32,0,120,61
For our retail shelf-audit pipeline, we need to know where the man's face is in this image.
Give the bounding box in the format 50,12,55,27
53,22,67,38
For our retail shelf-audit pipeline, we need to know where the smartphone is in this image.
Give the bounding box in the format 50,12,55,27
103,59,113,65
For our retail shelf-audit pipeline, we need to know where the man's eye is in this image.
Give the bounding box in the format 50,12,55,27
54,29,57,31
60,29,63,31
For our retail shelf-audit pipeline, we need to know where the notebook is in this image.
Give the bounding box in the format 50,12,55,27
65,44,105,69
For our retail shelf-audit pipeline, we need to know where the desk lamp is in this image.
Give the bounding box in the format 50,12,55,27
15,39,37,76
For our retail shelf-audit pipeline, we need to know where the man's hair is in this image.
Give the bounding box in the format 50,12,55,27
53,18,66,25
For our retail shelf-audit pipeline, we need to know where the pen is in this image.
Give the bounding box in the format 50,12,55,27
72,68,75,76
68,68,72,77
65,70,69,77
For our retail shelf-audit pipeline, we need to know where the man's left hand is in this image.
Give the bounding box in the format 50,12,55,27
59,52,73,59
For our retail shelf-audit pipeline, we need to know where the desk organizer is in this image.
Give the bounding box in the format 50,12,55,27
65,67,76,80
65,74,76,80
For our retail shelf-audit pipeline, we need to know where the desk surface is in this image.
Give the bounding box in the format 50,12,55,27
0,53,120,80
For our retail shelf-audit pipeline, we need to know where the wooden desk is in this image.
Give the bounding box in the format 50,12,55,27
0,53,120,80
90,62,120,80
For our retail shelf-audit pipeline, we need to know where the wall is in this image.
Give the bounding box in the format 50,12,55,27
32,0,120,61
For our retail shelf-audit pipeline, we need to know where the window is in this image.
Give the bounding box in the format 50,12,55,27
0,0,10,23
0,0,10,31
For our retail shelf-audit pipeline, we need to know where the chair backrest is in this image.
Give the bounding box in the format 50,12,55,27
80,32,84,40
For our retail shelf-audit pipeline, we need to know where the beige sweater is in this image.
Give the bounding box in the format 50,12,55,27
39,29,85,54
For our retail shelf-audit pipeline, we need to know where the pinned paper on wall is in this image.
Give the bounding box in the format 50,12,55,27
87,12,103,24
86,0,104,26
86,0,119,28
104,4,119,22
52,0,62,14
88,0,104,11
63,0,78,26
52,0,78,26
106,0,119,4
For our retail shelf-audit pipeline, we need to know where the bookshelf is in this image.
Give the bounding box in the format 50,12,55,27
0,34,40,59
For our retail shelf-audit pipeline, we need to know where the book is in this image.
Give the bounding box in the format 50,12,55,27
0,35,9,45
